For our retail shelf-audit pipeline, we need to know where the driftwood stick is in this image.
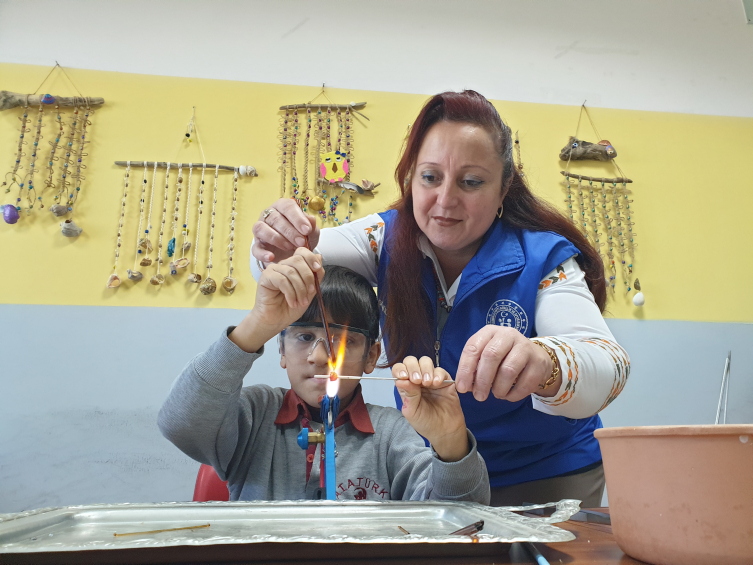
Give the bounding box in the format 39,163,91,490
279,101,366,111
114,161,258,176
560,171,633,184
0,91,104,111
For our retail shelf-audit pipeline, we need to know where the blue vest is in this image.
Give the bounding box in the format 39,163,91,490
376,209,603,487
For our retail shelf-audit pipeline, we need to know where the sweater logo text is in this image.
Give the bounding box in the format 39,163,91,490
336,477,389,500
486,299,528,334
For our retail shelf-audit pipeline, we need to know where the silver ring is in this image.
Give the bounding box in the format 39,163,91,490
262,208,273,221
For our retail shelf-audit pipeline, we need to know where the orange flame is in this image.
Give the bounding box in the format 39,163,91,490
325,329,348,397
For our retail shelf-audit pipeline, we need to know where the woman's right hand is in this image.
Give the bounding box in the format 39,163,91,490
252,198,321,265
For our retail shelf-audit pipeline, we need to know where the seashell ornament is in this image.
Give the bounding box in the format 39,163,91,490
361,179,380,192
308,196,325,212
150,274,165,286
169,261,178,275
49,203,68,217
174,257,190,269
239,165,257,177
106,273,121,288
138,238,153,252
199,277,217,295
222,276,238,295
632,292,645,307
188,273,202,283
182,241,191,252
2,204,20,224
60,219,82,237
140,257,153,267
127,269,143,281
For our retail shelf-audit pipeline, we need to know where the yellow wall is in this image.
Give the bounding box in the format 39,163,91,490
1,63,751,322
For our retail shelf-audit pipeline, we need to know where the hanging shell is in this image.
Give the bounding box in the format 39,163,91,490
138,237,153,252
308,196,325,212
2,204,19,224
188,272,202,283
49,204,68,217
174,257,190,269
168,261,178,275
361,179,380,192
150,273,165,286
140,257,153,267
60,219,82,237
632,292,645,307
222,276,238,295
182,241,191,252
106,273,121,288
199,277,217,295
127,269,143,281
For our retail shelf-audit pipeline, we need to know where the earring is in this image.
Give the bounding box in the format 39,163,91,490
497,206,503,218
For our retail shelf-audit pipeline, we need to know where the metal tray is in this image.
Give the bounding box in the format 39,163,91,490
0,499,579,564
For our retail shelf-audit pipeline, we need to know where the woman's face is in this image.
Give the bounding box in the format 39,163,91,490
412,121,504,255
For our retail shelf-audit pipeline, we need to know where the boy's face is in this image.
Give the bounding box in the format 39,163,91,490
280,320,381,409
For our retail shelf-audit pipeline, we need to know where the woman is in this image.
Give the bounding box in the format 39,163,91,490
251,91,629,506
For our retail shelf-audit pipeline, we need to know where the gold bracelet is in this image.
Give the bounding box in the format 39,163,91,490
532,340,560,390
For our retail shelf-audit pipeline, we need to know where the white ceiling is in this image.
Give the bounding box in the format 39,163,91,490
1,0,752,117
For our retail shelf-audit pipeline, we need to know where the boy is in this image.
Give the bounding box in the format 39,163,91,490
159,249,489,502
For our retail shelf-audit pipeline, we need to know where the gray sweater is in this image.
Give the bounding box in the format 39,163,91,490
158,328,490,503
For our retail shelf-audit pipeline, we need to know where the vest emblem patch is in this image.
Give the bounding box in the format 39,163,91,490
486,299,529,334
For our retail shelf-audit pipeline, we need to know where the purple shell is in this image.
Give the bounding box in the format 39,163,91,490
3,205,20,224
41,94,56,105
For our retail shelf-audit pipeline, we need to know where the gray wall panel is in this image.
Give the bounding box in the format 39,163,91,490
0,304,750,512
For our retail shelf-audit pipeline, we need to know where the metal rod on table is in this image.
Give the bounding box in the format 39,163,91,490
715,351,732,424
313,375,455,384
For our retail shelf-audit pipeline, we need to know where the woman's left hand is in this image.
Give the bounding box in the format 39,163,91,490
454,326,561,402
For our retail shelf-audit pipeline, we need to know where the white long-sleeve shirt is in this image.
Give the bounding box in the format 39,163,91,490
251,213,629,419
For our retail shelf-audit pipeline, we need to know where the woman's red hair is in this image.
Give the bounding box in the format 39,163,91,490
382,90,606,365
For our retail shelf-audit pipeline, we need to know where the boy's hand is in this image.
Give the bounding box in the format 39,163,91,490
393,356,469,463
230,248,323,353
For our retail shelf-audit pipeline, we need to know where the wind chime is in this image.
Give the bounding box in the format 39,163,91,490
108,108,257,295
0,65,104,237
559,104,644,307
278,88,379,226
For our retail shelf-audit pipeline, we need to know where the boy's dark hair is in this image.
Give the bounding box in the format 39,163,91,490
298,266,380,342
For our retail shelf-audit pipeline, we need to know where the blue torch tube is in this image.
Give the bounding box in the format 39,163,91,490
320,394,340,500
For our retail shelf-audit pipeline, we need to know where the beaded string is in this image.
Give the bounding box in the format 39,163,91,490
328,109,344,224
2,102,30,200
600,181,617,292
168,164,183,262
23,103,45,214
40,104,63,209
222,168,239,294
576,177,588,240
587,180,601,249
291,109,300,205
68,104,93,218
280,110,289,197
315,108,324,215
108,161,130,286
52,106,79,212
189,165,207,283
142,162,159,266
134,161,149,269
180,163,193,262
150,163,171,285
198,165,219,295
302,107,312,212
342,106,353,223
11,102,32,217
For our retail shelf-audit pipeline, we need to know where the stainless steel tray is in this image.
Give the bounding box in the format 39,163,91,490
0,499,579,563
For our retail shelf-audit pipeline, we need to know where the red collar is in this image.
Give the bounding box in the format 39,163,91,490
274,384,375,434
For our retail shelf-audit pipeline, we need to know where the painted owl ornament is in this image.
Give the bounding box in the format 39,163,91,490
320,151,349,183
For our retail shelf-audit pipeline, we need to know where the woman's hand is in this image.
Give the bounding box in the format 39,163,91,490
230,248,323,353
393,356,469,462
252,198,321,265
454,326,561,403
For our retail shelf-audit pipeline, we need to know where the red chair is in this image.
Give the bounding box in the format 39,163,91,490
193,464,230,502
